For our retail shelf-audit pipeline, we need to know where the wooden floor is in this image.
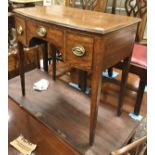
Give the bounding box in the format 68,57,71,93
8,69,144,155
101,69,147,116
8,50,147,116
48,62,147,116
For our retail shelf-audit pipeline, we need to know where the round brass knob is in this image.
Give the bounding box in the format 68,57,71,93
36,26,47,38
72,44,85,57
16,25,23,35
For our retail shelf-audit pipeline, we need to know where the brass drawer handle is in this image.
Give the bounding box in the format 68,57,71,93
36,26,47,37
72,45,85,57
16,25,24,35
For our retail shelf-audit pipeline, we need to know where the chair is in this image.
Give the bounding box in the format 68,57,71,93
111,135,147,155
111,115,147,155
106,0,147,116
8,46,40,79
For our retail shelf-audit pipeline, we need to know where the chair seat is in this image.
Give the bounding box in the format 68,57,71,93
131,43,147,68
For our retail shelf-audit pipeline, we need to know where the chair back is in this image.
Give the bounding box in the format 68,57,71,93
67,0,107,12
111,0,147,43
125,0,147,17
125,0,147,42
111,136,147,155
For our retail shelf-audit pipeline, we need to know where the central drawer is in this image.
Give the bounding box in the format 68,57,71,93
65,32,94,70
26,19,64,50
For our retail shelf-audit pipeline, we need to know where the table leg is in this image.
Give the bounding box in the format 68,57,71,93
42,42,48,72
78,70,87,92
134,71,147,115
36,46,41,69
117,57,131,116
89,69,102,145
50,44,57,81
18,41,25,96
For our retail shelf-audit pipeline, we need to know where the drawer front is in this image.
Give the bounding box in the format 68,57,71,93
47,26,64,50
26,19,48,41
15,16,26,45
26,19,64,53
65,32,94,70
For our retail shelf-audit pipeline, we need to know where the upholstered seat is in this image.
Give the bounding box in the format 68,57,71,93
131,43,147,68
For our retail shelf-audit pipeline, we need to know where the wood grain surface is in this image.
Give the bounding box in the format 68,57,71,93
8,97,81,155
13,5,140,34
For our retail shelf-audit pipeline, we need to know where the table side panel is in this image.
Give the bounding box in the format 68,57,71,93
101,24,138,69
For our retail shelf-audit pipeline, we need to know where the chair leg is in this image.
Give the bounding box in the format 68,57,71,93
134,73,147,115
117,57,131,116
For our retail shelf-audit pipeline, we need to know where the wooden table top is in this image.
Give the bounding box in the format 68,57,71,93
8,97,80,155
9,0,43,3
13,5,141,34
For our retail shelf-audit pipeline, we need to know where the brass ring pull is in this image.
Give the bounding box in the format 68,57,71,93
16,25,23,35
36,26,47,37
72,44,85,57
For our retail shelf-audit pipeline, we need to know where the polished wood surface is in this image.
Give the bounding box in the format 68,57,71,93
8,69,140,155
14,5,140,145
50,62,147,116
9,0,43,4
14,5,140,34
8,97,81,155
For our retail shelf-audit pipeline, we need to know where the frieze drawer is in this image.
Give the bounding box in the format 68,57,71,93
65,32,94,70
